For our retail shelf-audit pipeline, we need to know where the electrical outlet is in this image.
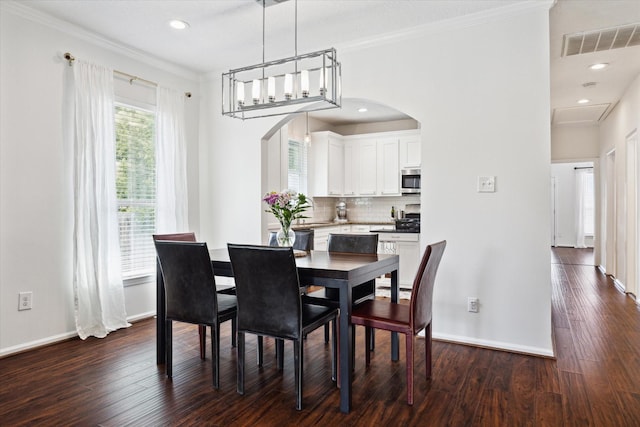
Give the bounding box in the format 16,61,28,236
18,292,32,311
477,176,496,193
467,297,479,313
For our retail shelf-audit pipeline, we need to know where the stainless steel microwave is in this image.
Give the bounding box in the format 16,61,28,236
401,168,421,194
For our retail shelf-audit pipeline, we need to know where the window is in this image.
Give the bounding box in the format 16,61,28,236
582,170,595,236
115,104,156,279
287,139,308,194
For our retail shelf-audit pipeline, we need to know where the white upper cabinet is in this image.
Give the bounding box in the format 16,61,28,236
358,138,378,195
399,133,421,169
343,140,358,196
309,131,344,197
377,137,400,195
310,129,419,198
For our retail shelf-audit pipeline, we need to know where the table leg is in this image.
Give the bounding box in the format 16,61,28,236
338,284,352,413
391,269,399,361
156,261,166,364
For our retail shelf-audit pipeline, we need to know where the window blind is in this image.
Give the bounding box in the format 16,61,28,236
115,104,156,279
288,139,308,194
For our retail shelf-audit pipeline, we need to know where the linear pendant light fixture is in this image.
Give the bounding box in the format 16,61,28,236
222,0,341,120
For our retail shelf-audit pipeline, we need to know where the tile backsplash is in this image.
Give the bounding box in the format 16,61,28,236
305,195,421,223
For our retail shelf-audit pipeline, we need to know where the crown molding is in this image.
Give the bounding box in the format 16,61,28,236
339,0,555,54
1,0,200,81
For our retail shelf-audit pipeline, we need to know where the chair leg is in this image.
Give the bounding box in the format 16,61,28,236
406,333,414,406
257,336,264,367
237,332,245,395
370,329,375,351
324,323,330,343
294,340,303,410
166,320,173,379
351,325,356,371
212,324,220,389
425,323,432,379
277,339,285,370
231,317,237,348
198,325,206,359
364,326,372,366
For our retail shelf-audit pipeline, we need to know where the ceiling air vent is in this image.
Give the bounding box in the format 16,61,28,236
562,23,640,56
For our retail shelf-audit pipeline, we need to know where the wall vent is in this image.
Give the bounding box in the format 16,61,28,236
562,23,640,56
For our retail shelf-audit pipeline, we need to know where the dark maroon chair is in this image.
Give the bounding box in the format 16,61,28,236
350,240,446,405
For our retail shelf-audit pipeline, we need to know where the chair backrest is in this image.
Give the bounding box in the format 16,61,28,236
410,240,446,334
153,232,196,242
327,233,379,254
154,240,219,325
227,244,302,340
268,229,314,251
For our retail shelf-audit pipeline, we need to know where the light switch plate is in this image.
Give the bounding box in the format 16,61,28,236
477,176,496,193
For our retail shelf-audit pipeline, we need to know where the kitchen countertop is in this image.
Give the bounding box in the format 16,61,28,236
292,220,395,229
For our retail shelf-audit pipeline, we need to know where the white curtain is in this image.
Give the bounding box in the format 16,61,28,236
155,86,189,233
575,168,589,248
70,60,130,339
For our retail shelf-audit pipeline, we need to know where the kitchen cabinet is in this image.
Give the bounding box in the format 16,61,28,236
377,138,400,195
399,133,421,169
357,139,378,195
343,140,358,196
309,131,344,197
377,232,420,287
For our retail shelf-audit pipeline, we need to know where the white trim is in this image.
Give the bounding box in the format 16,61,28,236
1,0,199,80
597,265,607,275
433,332,555,358
0,312,156,357
0,330,78,358
614,278,626,293
340,0,555,53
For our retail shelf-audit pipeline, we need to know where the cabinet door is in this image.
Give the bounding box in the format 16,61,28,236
343,140,358,196
397,240,420,286
358,139,377,195
399,134,421,168
328,138,344,195
377,138,400,195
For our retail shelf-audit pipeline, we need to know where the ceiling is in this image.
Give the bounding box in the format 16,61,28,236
16,0,640,126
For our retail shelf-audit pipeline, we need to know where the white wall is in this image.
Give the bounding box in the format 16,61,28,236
0,5,200,355
200,3,554,355
552,125,600,161
599,73,640,292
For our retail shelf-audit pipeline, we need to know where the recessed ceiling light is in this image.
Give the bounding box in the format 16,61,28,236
589,63,608,70
169,20,189,30
358,107,368,113
577,99,590,104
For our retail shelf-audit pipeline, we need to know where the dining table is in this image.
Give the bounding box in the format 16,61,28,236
156,247,400,414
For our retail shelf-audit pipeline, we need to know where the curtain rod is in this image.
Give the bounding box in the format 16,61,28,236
63,52,192,98
574,166,593,170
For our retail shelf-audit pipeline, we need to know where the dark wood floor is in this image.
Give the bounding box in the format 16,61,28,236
2,247,640,426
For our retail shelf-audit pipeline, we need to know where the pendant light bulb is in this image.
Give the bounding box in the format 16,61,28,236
268,76,276,102
236,81,245,107
304,112,311,144
301,70,309,97
252,79,261,104
284,74,293,100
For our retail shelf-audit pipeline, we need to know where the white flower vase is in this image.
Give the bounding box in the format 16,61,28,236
277,225,296,247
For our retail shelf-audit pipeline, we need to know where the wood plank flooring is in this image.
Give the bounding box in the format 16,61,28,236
2,247,640,426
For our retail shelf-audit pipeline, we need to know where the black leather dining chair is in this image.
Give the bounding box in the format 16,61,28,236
351,240,446,405
303,233,379,364
154,240,237,389
227,243,338,410
154,232,237,354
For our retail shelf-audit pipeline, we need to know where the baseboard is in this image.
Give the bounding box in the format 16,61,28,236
0,330,79,358
433,332,555,358
0,312,156,358
613,278,626,294
597,265,607,275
